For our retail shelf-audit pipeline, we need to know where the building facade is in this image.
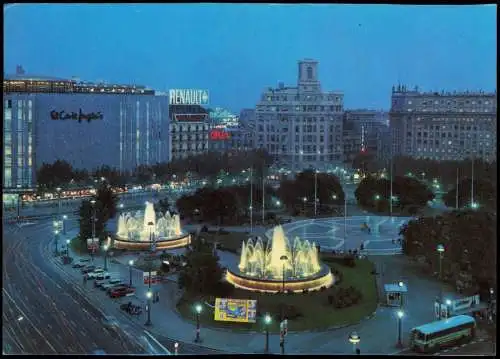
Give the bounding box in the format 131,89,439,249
169,104,209,160
390,85,497,162
3,72,169,190
343,109,390,163
254,59,344,171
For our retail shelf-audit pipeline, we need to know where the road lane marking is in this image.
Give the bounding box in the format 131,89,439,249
2,288,57,353
144,330,172,354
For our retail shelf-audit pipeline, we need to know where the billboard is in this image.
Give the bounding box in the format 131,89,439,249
143,271,160,285
86,238,99,251
214,298,257,323
210,129,231,141
174,114,208,122
169,89,209,105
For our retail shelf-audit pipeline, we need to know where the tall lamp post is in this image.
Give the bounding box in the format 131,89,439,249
314,170,318,217
66,239,70,256
250,167,253,234
90,199,96,263
396,309,404,347
145,291,153,326
348,331,361,354
147,221,155,295
56,187,62,217
264,314,271,353
194,303,202,342
344,192,347,253
62,215,67,235
455,168,459,210
262,175,265,225
437,244,445,319
103,244,109,271
128,260,134,286
54,229,59,255
280,255,288,294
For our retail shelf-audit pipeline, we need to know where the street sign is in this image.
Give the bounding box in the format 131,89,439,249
143,271,159,285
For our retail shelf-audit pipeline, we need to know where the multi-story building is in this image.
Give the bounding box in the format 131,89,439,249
3,67,169,190
390,85,497,162
343,109,390,163
169,104,209,160
254,59,344,171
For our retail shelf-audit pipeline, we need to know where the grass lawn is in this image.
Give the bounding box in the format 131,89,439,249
198,231,250,254
176,258,378,332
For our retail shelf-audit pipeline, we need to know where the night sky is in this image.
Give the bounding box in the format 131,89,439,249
4,4,497,113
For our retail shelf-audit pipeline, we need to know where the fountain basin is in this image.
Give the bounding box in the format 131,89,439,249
113,233,191,251
226,263,334,293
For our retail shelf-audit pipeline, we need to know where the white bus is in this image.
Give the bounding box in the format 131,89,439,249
409,315,476,353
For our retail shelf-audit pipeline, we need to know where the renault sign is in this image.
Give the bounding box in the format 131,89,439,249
169,89,209,105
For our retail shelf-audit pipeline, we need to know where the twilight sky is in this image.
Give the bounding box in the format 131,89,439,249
4,4,497,113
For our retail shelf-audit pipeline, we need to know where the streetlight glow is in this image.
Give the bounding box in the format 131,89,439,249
66,239,70,245
129,260,134,266
397,310,404,319
195,304,202,314
446,299,452,306
63,215,68,219
146,291,153,299
437,244,445,253
264,314,272,324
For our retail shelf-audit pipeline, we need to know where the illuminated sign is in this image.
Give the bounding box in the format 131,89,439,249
214,298,257,323
174,114,208,122
169,89,209,105
210,129,230,141
50,109,103,123
86,238,99,251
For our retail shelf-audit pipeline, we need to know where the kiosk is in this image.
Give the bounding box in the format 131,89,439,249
384,282,408,307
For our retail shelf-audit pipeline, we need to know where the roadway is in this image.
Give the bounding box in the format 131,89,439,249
2,217,223,355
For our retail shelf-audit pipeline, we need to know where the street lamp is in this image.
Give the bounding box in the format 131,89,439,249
66,239,70,256
54,229,59,255
396,310,404,347
264,314,272,353
90,199,96,263
194,304,202,342
103,244,109,271
56,187,62,217
128,259,134,286
145,291,153,326
437,244,445,319
348,331,361,354
280,255,288,294
314,170,318,217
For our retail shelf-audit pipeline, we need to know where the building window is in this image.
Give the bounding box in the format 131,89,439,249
307,66,313,80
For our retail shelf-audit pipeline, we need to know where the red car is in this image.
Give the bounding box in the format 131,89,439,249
109,287,135,298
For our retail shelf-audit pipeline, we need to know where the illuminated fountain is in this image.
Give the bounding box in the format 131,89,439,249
113,202,190,251
226,225,334,293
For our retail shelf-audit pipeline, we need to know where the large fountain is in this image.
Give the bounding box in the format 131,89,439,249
226,225,334,293
113,202,191,251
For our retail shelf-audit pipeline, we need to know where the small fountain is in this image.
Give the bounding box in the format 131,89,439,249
113,201,190,251
226,225,334,293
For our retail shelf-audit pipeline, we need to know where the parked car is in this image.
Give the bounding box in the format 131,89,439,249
120,302,143,315
102,280,124,291
61,256,73,265
106,284,129,294
109,287,135,298
86,269,106,279
94,272,112,281
81,265,96,274
72,262,86,269
94,277,118,288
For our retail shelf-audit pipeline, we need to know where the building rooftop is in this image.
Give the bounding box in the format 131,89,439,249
5,73,73,82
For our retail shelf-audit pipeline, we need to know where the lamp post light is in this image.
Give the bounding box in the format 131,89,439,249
145,291,153,326
66,239,70,256
90,199,96,263
174,342,179,355
348,331,361,354
314,170,318,217
194,304,202,342
250,167,253,234
128,260,134,286
445,299,452,319
264,314,272,353
62,214,67,235
54,229,59,255
103,244,109,271
280,255,288,294
437,244,445,319
396,310,404,347
56,187,62,217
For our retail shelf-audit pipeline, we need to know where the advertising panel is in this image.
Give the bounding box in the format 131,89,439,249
174,114,208,122
143,271,160,285
214,298,257,323
86,238,99,251
210,129,231,141
169,89,209,105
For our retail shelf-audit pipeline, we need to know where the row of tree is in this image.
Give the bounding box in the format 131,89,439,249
400,210,496,297
442,178,497,211
36,149,274,190
78,182,118,245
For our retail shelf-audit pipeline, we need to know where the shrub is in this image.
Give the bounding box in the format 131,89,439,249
328,295,334,305
320,286,327,292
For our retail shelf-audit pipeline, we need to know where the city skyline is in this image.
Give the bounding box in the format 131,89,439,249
4,4,497,113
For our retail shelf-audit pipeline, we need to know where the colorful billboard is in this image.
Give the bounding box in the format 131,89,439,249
169,89,209,105
86,238,99,251
214,298,257,323
210,129,231,141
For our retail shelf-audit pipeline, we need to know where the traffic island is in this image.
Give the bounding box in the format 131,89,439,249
176,258,378,332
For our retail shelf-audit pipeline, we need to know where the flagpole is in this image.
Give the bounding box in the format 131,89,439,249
262,175,265,224
455,168,459,210
250,167,253,234
471,157,474,208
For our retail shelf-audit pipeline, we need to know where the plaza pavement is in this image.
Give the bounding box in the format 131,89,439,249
56,216,479,355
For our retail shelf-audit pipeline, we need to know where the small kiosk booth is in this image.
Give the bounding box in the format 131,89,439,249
384,282,408,307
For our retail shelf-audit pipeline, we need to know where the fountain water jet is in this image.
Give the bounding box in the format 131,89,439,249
227,225,334,293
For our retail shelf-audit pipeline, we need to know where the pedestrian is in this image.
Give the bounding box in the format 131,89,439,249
156,292,160,303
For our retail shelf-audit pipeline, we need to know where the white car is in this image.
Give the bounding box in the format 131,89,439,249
101,279,123,290
86,268,105,279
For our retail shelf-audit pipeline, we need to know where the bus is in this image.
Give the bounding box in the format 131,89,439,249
409,315,476,353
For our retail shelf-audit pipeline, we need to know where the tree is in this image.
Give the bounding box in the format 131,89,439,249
78,199,93,244
277,170,344,215
36,160,73,189
352,150,377,174
178,236,224,297
443,178,497,210
401,210,496,294
355,174,434,214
